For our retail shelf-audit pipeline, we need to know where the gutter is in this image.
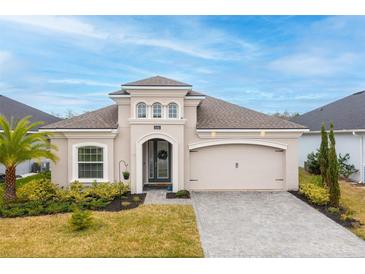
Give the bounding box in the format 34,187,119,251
196,128,309,133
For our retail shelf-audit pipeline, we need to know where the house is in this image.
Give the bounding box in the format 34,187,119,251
41,76,306,193
0,94,61,175
293,90,365,182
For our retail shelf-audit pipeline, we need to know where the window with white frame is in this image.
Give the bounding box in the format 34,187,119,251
136,102,147,118
77,146,104,179
168,103,178,118
152,103,162,118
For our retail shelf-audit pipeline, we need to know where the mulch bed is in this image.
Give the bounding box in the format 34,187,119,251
102,192,146,212
289,191,362,229
166,192,190,199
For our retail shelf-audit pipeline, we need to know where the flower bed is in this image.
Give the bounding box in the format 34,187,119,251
0,177,130,218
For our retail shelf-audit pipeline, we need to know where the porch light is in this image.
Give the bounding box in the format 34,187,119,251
260,130,266,137
211,130,216,137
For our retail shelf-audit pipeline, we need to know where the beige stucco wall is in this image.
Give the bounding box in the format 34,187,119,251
49,89,302,192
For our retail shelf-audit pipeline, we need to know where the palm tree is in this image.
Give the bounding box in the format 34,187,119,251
0,115,58,202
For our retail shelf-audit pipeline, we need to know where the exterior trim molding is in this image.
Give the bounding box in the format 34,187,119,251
40,128,118,133
184,96,206,100
71,142,109,183
196,128,309,133
109,94,131,98
121,86,191,90
189,139,288,150
304,129,365,134
135,132,179,193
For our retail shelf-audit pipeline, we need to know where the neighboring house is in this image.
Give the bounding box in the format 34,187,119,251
293,90,365,182
0,95,61,175
41,76,306,193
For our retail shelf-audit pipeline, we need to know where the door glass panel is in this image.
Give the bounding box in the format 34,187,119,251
148,141,154,179
157,141,169,179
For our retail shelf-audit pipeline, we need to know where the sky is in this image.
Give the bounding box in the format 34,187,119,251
1,16,365,117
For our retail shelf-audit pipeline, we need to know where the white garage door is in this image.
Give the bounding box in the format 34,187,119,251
188,144,285,190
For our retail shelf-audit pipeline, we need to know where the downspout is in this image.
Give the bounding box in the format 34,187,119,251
353,131,364,183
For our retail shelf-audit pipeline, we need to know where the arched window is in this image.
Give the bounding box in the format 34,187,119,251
77,146,104,179
152,103,162,118
168,103,178,118
136,102,146,118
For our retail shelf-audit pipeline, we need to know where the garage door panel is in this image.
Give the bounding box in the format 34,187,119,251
189,144,284,190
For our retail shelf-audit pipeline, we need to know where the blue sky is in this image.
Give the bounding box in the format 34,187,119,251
0,16,365,117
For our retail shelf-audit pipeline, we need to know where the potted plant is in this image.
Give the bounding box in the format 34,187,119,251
122,171,130,180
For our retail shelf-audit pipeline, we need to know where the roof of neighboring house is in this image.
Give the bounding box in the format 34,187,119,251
41,104,118,130
0,95,61,130
122,75,192,87
197,96,305,129
292,90,365,131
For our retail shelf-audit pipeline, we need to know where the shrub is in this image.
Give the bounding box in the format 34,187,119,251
338,153,358,179
87,182,129,201
305,151,321,175
175,190,190,198
328,122,340,207
69,207,93,231
299,173,329,206
328,207,340,214
0,178,129,218
17,178,58,202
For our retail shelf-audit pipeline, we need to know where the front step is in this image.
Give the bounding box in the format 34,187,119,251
144,183,172,190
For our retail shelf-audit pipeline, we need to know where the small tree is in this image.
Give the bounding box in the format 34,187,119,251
0,115,58,202
327,122,340,207
318,122,329,186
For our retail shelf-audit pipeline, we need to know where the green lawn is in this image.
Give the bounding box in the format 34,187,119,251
339,181,365,240
0,204,203,257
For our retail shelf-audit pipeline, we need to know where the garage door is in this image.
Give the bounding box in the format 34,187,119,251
188,144,285,190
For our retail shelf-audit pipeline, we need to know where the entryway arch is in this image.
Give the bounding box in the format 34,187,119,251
136,132,178,193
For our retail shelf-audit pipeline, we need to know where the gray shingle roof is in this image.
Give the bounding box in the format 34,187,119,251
41,104,118,129
0,95,61,130
197,96,305,129
122,76,191,87
292,90,365,131
43,95,304,130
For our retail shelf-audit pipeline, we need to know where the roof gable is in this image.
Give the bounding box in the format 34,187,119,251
122,76,191,87
292,90,365,131
0,95,61,130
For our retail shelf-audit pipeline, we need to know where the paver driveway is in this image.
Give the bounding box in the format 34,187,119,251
192,192,365,257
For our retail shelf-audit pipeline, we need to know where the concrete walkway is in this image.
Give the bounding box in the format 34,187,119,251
144,189,192,205
192,191,365,257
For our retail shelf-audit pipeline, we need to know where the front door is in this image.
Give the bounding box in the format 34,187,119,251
148,139,171,182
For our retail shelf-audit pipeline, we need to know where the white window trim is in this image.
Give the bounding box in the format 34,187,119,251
167,102,179,119
152,102,163,118
72,142,108,183
136,102,147,119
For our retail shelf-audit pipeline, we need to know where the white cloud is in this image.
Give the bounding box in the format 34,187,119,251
48,78,118,87
0,16,108,39
0,50,13,74
268,53,356,76
0,16,258,61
